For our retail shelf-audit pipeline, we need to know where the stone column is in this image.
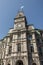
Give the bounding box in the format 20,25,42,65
11,59,13,65
3,60,6,65
6,37,10,55
6,45,9,55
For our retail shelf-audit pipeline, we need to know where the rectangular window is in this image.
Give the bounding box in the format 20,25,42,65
30,44,34,52
2,61,4,65
42,33,43,37
37,38,42,43
38,47,42,56
17,43,21,52
8,46,12,54
0,59,1,65
28,35,32,40
17,33,21,40
10,34,13,42
41,61,43,65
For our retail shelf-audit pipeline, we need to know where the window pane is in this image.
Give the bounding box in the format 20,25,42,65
10,34,13,42
30,44,34,52
8,46,12,54
41,61,43,65
28,35,32,40
17,43,21,52
38,47,42,56
0,59,1,65
18,34,21,40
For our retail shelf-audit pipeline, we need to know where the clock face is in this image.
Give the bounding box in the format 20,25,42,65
17,24,21,27
16,23,22,29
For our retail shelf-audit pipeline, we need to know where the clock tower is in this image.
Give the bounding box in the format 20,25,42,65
12,11,29,65
14,11,27,30
9,10,29,65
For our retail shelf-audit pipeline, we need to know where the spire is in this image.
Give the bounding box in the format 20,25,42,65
19,0,24,11
15,0,25,18
15,6,25,18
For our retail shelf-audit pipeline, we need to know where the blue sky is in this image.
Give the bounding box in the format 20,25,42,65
0,0,43,39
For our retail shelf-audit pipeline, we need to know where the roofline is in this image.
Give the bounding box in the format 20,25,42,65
35,28,43,32
14,16,26,20
27,24,34,26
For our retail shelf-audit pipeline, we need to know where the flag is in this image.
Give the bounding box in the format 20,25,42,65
20,6,24,10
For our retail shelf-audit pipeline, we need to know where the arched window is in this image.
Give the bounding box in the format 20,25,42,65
32,63,36,65
16,60,23,65
8,64,10,65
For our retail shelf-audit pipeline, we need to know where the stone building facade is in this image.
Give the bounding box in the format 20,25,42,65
0,11,43,65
